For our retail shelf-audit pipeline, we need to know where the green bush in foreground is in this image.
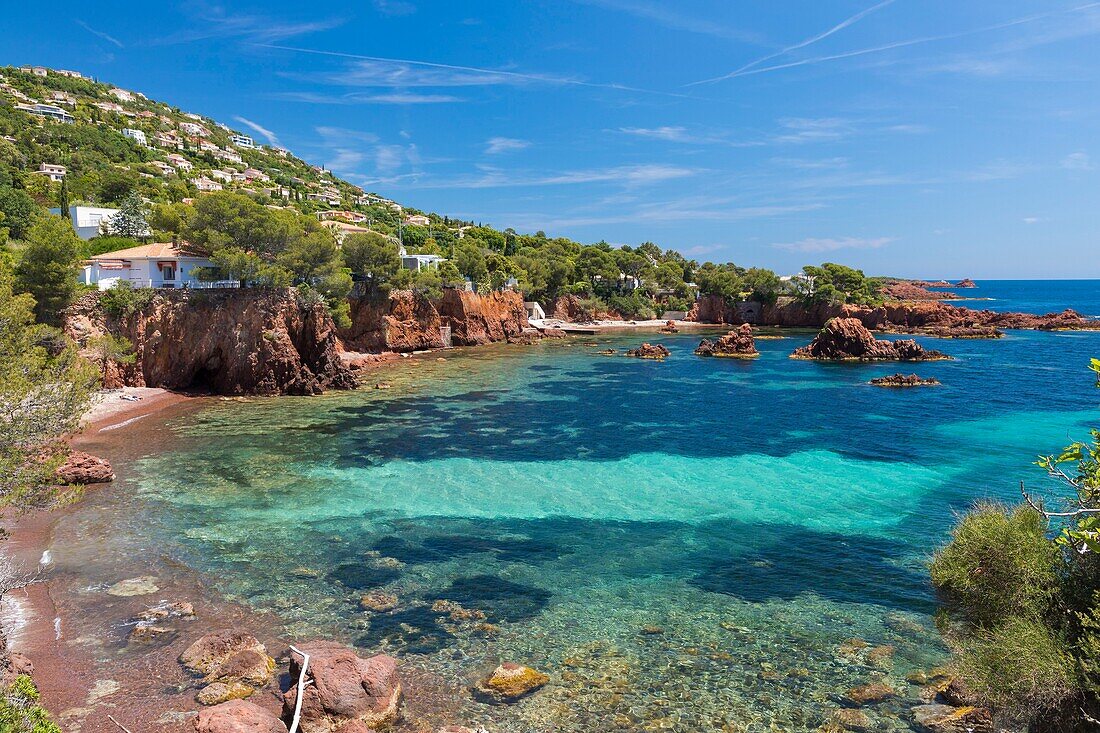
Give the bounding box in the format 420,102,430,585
0,675,61,733
931,359,1100,730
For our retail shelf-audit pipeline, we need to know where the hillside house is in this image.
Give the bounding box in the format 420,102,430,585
398,245,445,272
229,134,255,148
81,242,216,290
16,103,74,123
122,128,148,146
215,148,243,164
150,161,176,176
36,163,66,181
317,210,367,223
109,88,134,103
404,214,431,227
193,176,223,192
94,101,129,115
154,131,183,149
525,301,546,320
179,121,209,137
49,205,124,239
166,154,193,171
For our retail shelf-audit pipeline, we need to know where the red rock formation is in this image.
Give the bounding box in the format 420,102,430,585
342,290,444,353
869,374,941,387
192,700,287,733
438,289,529,345
55,450,114,484
64,289,354,396
546,294,621,322
955,279,977,288
695,324,759,358
687,295,1097,336
882,282,960,301
625,343,671,359
791,318,950,361
343,289,532,352
659,320,679,333
282,642,401,733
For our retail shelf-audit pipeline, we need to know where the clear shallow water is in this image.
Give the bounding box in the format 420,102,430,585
52,282,1100,732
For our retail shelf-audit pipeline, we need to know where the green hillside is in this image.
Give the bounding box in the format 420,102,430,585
0,64,882,324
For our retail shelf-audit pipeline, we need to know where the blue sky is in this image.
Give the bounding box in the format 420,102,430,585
7,1,1100,277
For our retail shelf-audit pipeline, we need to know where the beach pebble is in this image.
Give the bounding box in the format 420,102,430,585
475,662,549,703
106,576,160,596
196,681,255,706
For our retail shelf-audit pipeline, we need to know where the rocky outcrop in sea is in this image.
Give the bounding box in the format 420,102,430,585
869,374,941,387
625,343,670,359
694,324,759,358
791,318,950,362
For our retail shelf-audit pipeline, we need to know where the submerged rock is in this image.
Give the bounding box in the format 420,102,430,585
106,576,159,596
360,590,399,613
694,324,759,358
791,318,950,361
846,682,895,706
281,641,401,732
55,450,114,484
475,662,550,703
625,343,670,360
829,707,871,731
869,374,941,387
191,700,287,733
911,703,993,733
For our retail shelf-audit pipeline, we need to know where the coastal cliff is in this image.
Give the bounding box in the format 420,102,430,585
341,289,531,352
63,289,355,395
688,294,1098,334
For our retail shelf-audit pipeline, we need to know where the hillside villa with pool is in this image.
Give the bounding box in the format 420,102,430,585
80,242,224,290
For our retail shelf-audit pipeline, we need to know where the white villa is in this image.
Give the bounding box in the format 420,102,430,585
398,245,445,272
81,242,217,290
122,128,148,146
36,163,66,181
229,134,255,148
404,214,431,227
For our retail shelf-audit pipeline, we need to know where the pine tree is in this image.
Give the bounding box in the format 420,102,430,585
109,193,149,240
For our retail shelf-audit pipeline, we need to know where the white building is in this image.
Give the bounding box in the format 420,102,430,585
404,214,431,227
16,103,74,123
397,246,445,272
229,134,255,149
36,163,67,181
524,301,546,320
179,121,209,137
216,148,243,164
81,242,217,290
209,169,233,182
150,161,176,176
94,101,128,115
121,128,148,146
52,206,120,240
109,88,134,103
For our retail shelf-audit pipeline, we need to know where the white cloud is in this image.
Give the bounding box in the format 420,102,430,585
773,236,893,253
618,126,693,142
272,91,462,104
373,0,416,16
1023,217,1041,224
233,116,280,146
1061,151,1093,170
485,137,530,155
408,163,696,190
576,0,766,43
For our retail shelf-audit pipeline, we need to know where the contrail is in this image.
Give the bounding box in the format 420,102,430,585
689,0,896,86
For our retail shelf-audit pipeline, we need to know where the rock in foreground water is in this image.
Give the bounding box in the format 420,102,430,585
791,318,949,361
694,324,759,358
475,662,550,703
281,641,401,732
625,343,670,359
191,700,287,733
55,450,115,484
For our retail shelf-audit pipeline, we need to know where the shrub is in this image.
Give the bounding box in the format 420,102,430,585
99,281,155,319
0,674,62,733
931,502,1058,627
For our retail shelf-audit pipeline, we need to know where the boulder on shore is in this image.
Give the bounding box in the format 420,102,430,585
55,450,114,484
180,631,275,705
281,641,401,733
625,343,670,359
791,318,950,362
191,700,287,733
869,374,941,387
474,662,549,703
659,320,679,334
694,324,759,358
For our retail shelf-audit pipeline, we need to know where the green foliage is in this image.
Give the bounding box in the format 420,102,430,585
85,333,135,381
83,235,141,258
800,263,882,306
342,232,400,285
931,503,1058,627
99,280,155,319
0,675,62,733
107,192,149,239
931,360,1100,728
13,214,84,324
608,292,657,320
0,258,95,511
0,186,38,240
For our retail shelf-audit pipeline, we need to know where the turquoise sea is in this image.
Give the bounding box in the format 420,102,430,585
54,281,1100,732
